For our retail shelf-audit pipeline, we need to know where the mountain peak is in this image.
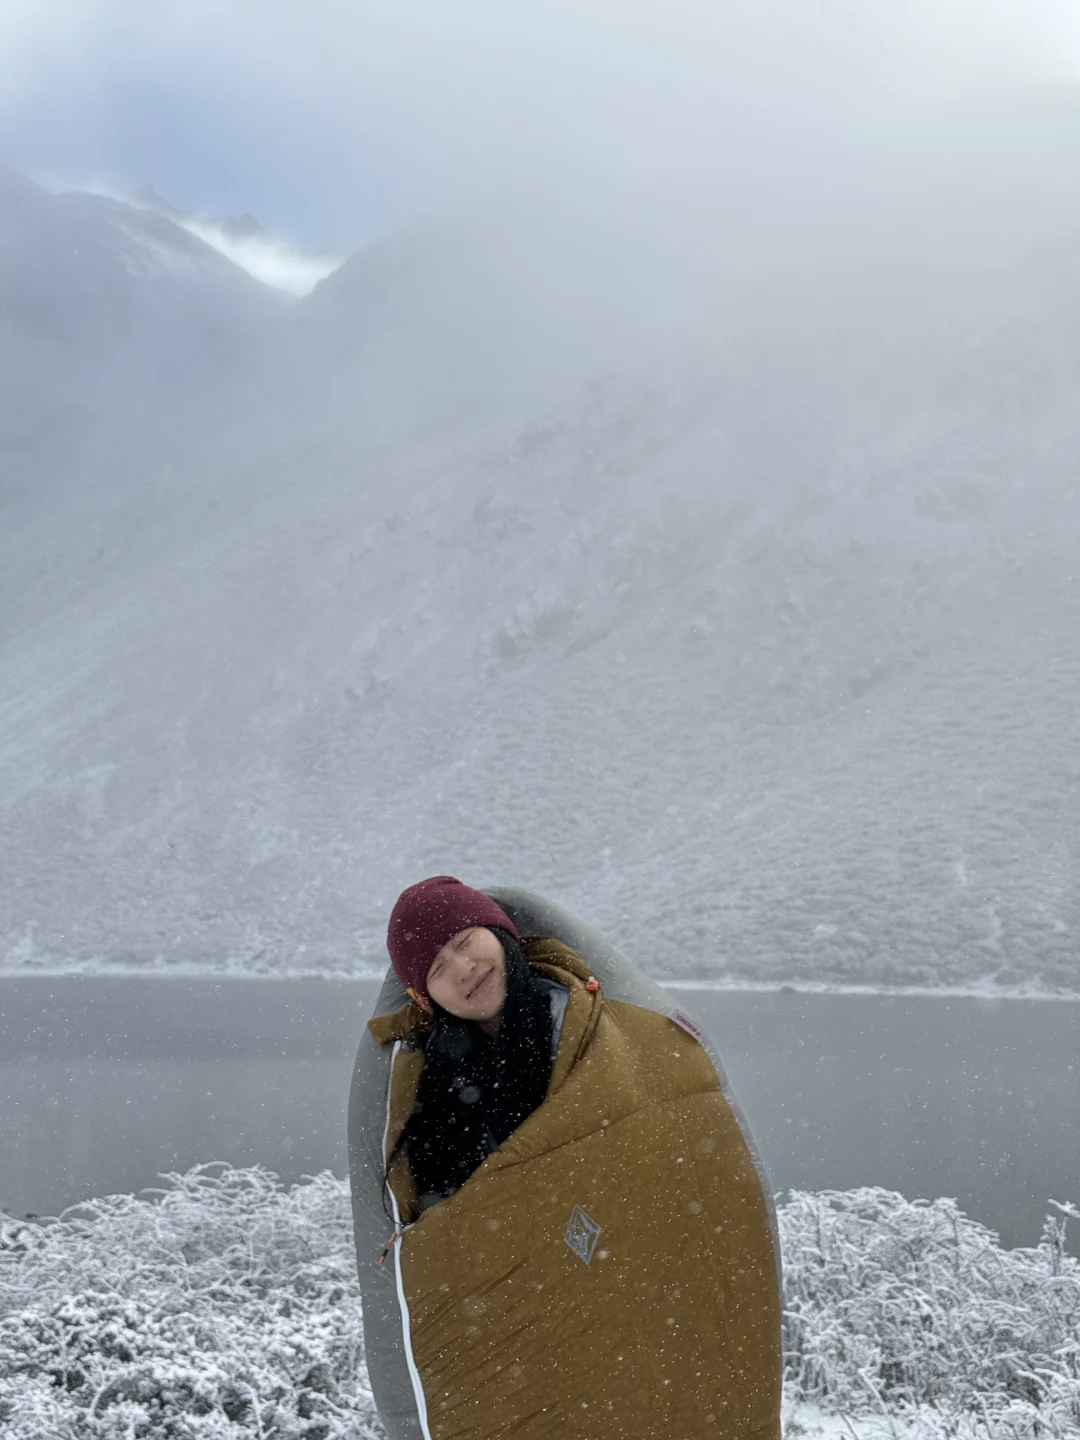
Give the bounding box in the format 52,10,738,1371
130,182,263,241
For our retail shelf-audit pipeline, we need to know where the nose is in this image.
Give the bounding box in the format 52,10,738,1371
452,951,479,987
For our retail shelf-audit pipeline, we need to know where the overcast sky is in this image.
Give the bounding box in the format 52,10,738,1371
2,0,1078,251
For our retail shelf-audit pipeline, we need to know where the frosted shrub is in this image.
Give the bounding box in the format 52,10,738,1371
781,1187,1080,1439
0,1164,380,1439
3,1172,1078,1438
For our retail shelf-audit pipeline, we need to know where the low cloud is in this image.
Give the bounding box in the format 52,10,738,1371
5,0,1080,247
174,217,339,296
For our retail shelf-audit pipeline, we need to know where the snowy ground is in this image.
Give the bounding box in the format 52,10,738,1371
1,1168,1076,1438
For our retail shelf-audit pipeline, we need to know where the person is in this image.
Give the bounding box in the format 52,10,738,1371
349,877,782,1440
381,877,568,1211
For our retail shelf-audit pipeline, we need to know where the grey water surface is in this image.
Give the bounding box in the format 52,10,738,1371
1,978,1077,1248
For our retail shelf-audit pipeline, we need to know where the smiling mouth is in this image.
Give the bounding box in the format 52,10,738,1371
468,969,494,1000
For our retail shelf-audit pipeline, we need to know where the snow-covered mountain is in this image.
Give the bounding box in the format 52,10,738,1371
126,183,340,296
2,93,1080,988
0,167,283,638
0,166,280,502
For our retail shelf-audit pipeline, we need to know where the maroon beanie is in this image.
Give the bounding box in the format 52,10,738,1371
387,876,518,1001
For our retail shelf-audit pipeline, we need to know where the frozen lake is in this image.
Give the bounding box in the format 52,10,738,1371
2,978,1077,1248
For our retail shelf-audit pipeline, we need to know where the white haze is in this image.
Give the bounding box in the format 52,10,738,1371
3,2,1080,986
4,1,1079,229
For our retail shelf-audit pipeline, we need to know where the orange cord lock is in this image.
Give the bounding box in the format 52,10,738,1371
585,977,600,992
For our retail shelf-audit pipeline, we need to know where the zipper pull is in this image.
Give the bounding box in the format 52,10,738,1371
378,1210,414,1263
378,1226,402,1264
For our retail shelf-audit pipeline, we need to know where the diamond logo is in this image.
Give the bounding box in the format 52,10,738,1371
564,1205,603,1265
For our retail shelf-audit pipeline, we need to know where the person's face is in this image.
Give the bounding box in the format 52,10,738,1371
426,926,507,1024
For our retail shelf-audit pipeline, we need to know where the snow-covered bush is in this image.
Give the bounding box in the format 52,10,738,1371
2,1171,1078,1438
781,1187,1080,1439
0,1165,378,1439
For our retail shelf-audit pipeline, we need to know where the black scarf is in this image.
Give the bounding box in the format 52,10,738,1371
402,929,555,1203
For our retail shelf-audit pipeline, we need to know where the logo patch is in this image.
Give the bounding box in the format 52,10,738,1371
672,1011,706,1044
564,1205,603,1265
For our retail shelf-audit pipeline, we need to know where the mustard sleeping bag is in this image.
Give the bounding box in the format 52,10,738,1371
347,887,782,1439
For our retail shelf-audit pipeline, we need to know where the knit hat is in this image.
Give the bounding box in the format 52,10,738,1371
387,876,518,1004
